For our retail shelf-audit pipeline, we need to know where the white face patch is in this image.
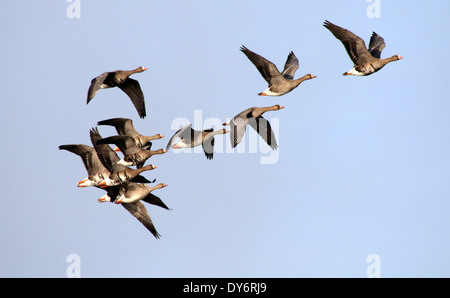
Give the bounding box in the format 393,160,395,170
77,177,95,187
98,194,111,203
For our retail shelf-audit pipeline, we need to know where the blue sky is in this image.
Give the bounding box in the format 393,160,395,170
1,0,449,277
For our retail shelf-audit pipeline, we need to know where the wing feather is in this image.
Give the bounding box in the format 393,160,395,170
247,117,278,150
281,51,299,80
323,20,372,65
240,45,286,86
87,72,109,104
118,78,146,119
368,32,386,58
122,202,161,239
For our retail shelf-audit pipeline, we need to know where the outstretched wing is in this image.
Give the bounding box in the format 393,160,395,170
96,135,140,155
281,51,299,80
368,32,386,59
142,192,171,210
97,118,137,137
90,127,119,172
58,144,104,176
229,117,248,148
323,20,372,65
118,78,146,119
240,45,285,87
87,72,109,104
202,129,215,160
122,202,161,239
247,116,278,150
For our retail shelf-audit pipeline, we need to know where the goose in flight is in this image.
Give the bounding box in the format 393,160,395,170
323,20,403,76
97,117,163,149
58,144,109,187
98,182,169,239
166,124,229,160
240,45,316,96
223,105,284,150
96,134,167,168
87,67,148,118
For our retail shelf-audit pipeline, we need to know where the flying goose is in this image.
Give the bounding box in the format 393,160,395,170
122,200,161,238
98,182,170,210
165,124,230,160
96,134,167,168
90,127,153,186
114,182,168,204
323,20,403,76
223,105,284,150
240,45,316,96
97,182,168,239
87,67,148,118
58,144,110,187
97,117,164,149
97,164,157,188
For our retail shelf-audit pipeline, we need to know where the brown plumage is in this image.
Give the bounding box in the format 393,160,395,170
97,117,163,149
98,182,170,239
323,20,403,76
90,127,153,186
87,67,148,118
58,144,110,187
223,105,285,150
97,164,157,188
96,135,167,168
240,45,316,96
166,124,229,160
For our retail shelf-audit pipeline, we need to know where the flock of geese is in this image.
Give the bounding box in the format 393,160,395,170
59,20,403,239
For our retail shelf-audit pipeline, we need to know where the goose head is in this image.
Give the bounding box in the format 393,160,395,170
77,177,97,187
98,194,112,203
97,178,112,188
